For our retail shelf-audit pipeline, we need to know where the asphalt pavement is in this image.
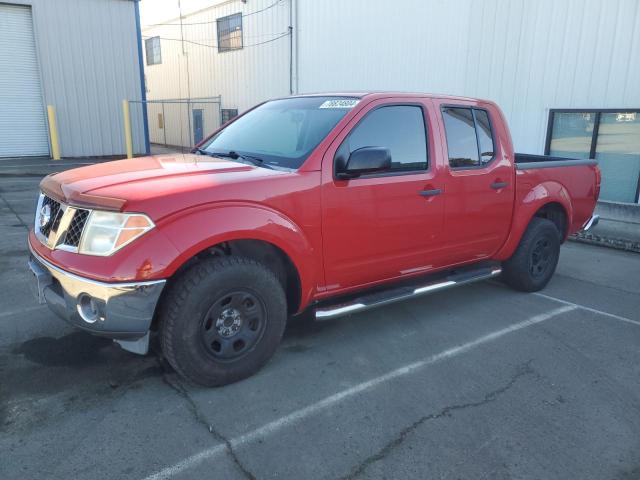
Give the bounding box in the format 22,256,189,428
1,163,640,480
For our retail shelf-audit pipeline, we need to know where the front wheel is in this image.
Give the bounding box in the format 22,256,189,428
159,256,287,387
501,217,561,292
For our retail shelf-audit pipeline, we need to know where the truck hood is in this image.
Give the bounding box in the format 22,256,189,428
41,154,289,215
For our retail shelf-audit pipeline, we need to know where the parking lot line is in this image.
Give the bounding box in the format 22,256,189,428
142,304,576,480
533,292,640,327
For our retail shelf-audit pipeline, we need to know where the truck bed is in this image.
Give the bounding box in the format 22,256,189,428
513,153,599,235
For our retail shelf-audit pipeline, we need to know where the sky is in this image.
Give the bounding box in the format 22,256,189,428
139,0,222,29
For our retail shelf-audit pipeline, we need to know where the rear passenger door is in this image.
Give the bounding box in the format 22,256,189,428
436,102,514,263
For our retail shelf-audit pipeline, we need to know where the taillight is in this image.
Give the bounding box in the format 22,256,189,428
594,166,601,200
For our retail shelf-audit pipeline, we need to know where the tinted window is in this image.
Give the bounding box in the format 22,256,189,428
474,109,495,164
442,107,479,167
201,96,356,169
345,106,427,172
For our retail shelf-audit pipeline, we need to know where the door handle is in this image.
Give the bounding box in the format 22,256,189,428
419,189,442,197
490,181,508,190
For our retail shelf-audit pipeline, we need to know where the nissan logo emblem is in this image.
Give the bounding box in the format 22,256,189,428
39,204,52,229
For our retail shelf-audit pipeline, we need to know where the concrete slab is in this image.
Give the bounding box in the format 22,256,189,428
1,165,640,480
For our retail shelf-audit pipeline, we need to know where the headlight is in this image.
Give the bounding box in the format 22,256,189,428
79,211,154,256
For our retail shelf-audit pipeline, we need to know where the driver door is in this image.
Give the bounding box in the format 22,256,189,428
320,99,447,294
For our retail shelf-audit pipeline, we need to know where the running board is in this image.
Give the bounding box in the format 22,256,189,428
315,266,502,320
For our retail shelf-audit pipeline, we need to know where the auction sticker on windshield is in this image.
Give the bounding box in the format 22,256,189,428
319,99,360,109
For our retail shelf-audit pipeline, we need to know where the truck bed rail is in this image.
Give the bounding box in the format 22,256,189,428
514,153,597,170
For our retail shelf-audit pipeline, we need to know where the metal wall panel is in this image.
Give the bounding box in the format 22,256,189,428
142,0,291,116
7,0,146,157
296,0,640,154
0,3,49,157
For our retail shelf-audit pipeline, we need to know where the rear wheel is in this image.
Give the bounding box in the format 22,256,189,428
160,256,287,387
501,217,561,292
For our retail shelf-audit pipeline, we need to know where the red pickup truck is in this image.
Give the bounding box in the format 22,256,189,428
28,93,600,386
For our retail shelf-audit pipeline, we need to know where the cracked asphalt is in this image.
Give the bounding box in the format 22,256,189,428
1,163,640,480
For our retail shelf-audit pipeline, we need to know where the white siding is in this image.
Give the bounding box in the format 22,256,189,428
6,0,146,157
142,0,640,155
295,0,640,154
142,0,291,112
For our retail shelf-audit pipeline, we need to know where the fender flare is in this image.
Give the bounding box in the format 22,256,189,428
158,202,318,311
494,181,572,261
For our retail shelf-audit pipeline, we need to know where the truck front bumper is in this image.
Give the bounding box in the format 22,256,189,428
28,246,166,354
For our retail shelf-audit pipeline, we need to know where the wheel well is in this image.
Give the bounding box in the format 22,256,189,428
533,203,568,241
164,239,302,316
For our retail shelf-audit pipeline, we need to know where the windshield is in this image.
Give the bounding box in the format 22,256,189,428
200,96,360,169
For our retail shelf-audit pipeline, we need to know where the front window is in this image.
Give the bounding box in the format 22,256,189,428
342,105,428,173
200,96,359,169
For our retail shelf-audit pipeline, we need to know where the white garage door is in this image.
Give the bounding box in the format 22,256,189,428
0,4,49,157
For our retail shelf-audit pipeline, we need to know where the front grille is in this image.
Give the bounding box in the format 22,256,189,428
36,193,92,252
63,209,90,247
40,195,63,237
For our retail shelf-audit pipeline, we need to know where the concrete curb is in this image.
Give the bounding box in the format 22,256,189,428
596,200,640,224
570,232,640,254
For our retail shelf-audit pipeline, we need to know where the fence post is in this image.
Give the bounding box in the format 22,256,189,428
46,105,61,160
122,99,133,159
162,102,167,146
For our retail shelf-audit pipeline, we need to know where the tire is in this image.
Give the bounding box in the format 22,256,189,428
501,217,561,292
160,256,287,387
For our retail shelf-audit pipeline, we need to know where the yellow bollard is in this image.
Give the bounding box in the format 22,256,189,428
122,99,133,159
46,105,61,160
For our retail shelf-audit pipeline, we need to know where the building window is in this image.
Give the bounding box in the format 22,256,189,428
217,13,242,52
546,109,640,203
442,107,495,168
145,36,161,65
221,108,239,124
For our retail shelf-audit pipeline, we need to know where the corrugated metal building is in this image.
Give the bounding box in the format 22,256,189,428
0,0,148,158
143,0,640,203
141,0,290,147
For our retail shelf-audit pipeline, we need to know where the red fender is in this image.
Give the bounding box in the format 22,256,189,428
159,202,318,312
494,181,573,261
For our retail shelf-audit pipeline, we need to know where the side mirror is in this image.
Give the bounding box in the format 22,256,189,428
336,146,392,179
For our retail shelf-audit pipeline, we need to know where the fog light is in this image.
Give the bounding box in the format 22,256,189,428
77,294,105,324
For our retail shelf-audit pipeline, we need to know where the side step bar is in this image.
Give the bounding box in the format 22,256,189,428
315,266,502,320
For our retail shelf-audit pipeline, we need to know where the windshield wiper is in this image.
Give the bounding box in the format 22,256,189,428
210,150,273,169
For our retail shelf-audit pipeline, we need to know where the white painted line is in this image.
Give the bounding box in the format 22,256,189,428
533,292,640,327
142,305,576,480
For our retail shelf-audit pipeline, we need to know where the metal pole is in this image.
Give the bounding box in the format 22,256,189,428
122,99,133,159
46,105,61,160
187,100,193,150
162,102,167,146
289,0,293,95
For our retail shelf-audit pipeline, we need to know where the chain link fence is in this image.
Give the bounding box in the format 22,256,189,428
131,97,222,153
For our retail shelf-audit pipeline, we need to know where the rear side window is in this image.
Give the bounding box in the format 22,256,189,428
344,105,428,172
474,110,495,163
442,107,495,168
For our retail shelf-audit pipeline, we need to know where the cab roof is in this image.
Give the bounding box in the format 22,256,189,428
288,91,485,103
